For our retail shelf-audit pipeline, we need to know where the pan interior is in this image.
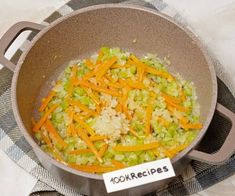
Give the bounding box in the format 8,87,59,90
16,6,215,151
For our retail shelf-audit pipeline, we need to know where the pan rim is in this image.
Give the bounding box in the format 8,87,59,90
11,3,217,180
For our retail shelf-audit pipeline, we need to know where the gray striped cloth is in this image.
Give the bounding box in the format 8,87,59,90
0,0,235,195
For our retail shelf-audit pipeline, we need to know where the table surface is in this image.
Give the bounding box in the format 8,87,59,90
0,0,235,195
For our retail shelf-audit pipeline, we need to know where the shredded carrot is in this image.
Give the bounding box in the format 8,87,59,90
74,79,122,97
161,92,181,104
44,120,68,148
68,148,92,155
179,89,187,102
71,100,98,116
96,50,103,65
129,54,145,82
180,122,203,130
179,116,189,124
111,63,132,69
123,106,132,120
96,56,117,80
157,116,170,127
165,99,189,112
152,149,160,157
85,59,94,69
33,104,58,132
104,80,123,89
111,160,125,169
98,144,108,158
117,86,131,119
105,75,116,83
69,123,77,137
69,164,116,173
115,103,122,112
162,148,174,158
168,144,188,156
74,114,95,136
125,79,145,89
145,104,153,135
89,135,107,142
129,128,140,138
41,131,52,147
75,128,102,163
39,91,56,112
113,142,159,152
83,87,101,105
81,112,93,121
67,64,78,96
146,66,174,81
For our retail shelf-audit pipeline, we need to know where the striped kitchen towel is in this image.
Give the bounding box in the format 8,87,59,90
0,0,235,195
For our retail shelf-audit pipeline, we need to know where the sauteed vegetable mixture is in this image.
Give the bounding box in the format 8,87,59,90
33,47,202,173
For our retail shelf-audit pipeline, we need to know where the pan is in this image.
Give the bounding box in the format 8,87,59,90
0,4,235,196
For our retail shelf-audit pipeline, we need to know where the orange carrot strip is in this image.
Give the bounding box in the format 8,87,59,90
69,148,92,155
165,100,189,112
39,91,56,112
96,56,117,80
161,92,181,104
69,164,116,173
129,128,140,138
44,120,68,148
123,106,132,120
75,128,102,163
71,100,97,116
74,79,122,97
181,122,203,130
168,144,188,156
67,65,78,96
85,59,94,69
105,75,116,83
70,123,77,137
111,160,126,169
89,135,107,142
145,104,153,135
98,144,108,158
83,87,101,105
105,80,123,89
157,116,170,127
129,54,145,82
179,116,189,124
146,66,174,81
125,79,145,89
113,142,159,152
33,104,58,132
115,103,122,112
74,114,95,136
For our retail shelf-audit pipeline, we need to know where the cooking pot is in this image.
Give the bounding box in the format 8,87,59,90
0,4,235,196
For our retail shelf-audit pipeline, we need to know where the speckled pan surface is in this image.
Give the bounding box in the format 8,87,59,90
2,3,235,196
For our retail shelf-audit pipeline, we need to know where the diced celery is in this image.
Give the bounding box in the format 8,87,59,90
130,66,137,74
74,87,85,96
80,96,93,106
35,132,42,141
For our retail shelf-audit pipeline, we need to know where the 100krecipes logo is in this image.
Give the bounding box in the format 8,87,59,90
110,165,169,184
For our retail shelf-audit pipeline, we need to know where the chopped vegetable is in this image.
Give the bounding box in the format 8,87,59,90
113,142,159,152
34,47,202,174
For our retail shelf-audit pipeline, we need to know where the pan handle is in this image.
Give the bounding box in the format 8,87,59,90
0,21,45,72
187,103,235,164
